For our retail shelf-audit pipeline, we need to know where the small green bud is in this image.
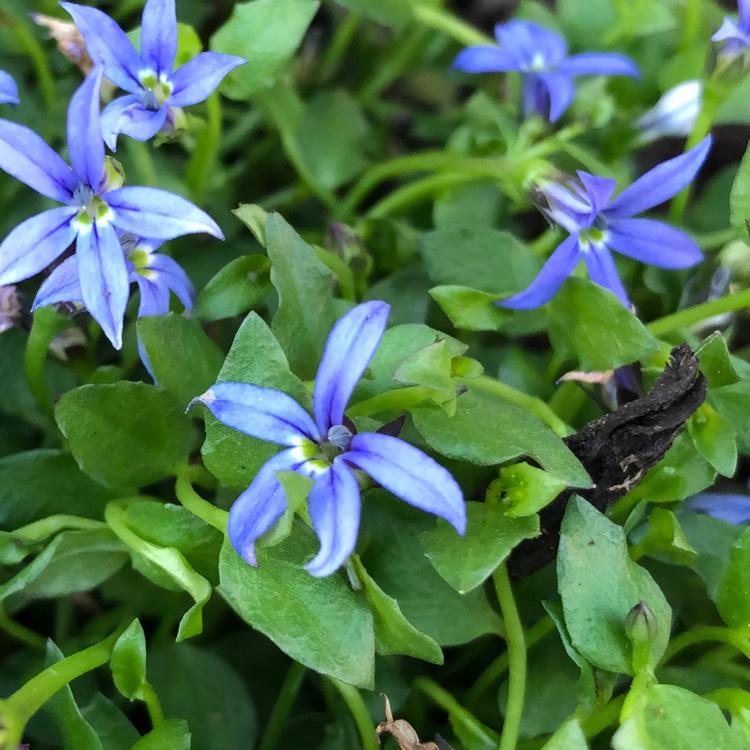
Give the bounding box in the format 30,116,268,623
625,600,657,645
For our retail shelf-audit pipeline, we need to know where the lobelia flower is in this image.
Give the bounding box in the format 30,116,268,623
712,0,750,62
32,232,194,373
192,301,467,577
0,70,19,106
635,80,702,145
498,136,712,309
684,492,750,525
0,67,222,349
452,20,639,122
62,0,246,149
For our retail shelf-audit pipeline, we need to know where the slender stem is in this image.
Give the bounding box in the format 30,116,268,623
320,12,361,80
646,287,750,337
126,139,159,186
13,515,107,544
0,605,46,650
679,0,702,52
11,14,56,118
663,625,750,663
174,467,228,533
329,678,379,750
25,308,70,421
411,3,492,46
463,377,572,437
186,93,222,202
546,382,589,425
581,694,626,740
2,629,121,747
493,564,526,750
258,662,306,750
141,682,165,728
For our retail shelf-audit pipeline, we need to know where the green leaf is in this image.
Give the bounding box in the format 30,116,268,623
267,213,337,379
137,314,225,407
0,450,123,528
716,526,750,629
490,463,568,517
331,0,412,28
412,389,591,487
612,685,739,750
110,620,147,701
81,694,139,750
295,90,369,190
687,403,738,477
209,0,319,99
193,255,271,322
696,333,740,389
0,528,127,602
547,278,659,371
44,641,104,750
429,285,510,331
421,501,538,593
541,718,588,750
219,534,375,687
132,720,191,750
558,497,672,675
631,508,697,566
353,558,443,664
711,380,750,455
201,312,309,488
55,383,193,488
149,644,257,750
731,140,750,233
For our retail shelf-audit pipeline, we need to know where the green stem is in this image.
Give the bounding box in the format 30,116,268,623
646,287,750,337
546,382,589,425
141,682,165,728
411,3,492,46
581,694,626,740
1,630,121,748
11,14,56,118
174,467,228,533
679,0,702,52
186,94,222,202
125,139,159,186
663,625,750,663
463,377,572,437
258,662,306,750
25,308,70,420
328,678,379,750
12,515,107,545
320,12,361,80
494,564,526,750
0,606,46,650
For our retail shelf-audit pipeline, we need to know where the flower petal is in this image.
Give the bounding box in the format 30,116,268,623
684,492,750,525
107,186,223,240
583,246,630,307
141,0,177,76
635,81,702,143
61,3,144,94
0,70,19,106
577,172,617,215
227,448,303,566
149,253,195,310
496,234,582,309
67,68,105,190
495,20,567,68
193,382,320,445
346,432,466,534
712,17,750,44
101,95,167,151
313,300,390,434
169,52,247,107
135,275,170,317
0,119,77,203
538,72,575,122
0,207,78,285
76,221,130,349
304,460,361,577
558,53,639,78
605,136,712,220
33,256,82,309
521,74,548,120
741,0,750,31
607,219,703,269
451,46,520,74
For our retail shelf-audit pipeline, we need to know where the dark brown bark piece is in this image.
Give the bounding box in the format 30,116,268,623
507,344,707,580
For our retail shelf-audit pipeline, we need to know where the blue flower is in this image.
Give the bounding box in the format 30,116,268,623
62,0,246,149
498,136,712,309
452,20,639,122
32,232,194,374
193,301,467,578
0,67,222,348
0,70,19,106
712,0,750,61
635,80,702,145
684,492,750,525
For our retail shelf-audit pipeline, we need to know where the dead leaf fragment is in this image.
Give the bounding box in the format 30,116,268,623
375,694,440,750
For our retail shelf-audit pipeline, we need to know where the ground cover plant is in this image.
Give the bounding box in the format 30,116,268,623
2,0,750,748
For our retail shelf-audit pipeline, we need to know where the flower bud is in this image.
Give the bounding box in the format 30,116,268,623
635,81,702,145
625,600,657,645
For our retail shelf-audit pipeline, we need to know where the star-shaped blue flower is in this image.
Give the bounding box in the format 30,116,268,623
685,492,750,525
62,0,246,149
497,136,712,309
0,70,19,106
453,20,639,122
712,0,750,61
193,301,467,577
0,67,222,348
